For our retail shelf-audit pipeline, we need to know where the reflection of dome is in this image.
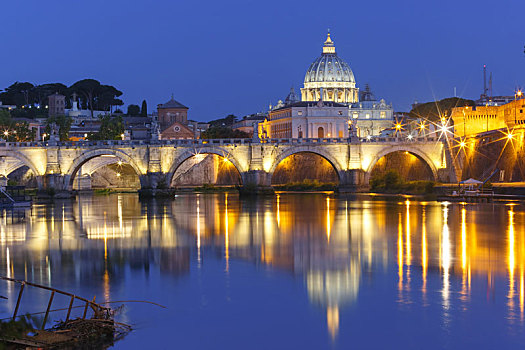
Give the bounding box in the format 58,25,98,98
301,33,359,104
306,265,360,307
306,263,360,340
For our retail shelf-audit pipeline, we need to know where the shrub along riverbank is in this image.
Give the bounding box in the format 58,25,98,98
272,179,337,191
370,170,435,195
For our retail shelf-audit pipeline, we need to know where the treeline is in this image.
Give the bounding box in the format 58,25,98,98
409,97,475,122
0,79,124,118
201,114,250,139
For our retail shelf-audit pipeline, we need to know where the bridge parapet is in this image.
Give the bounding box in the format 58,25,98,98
0,136,441,148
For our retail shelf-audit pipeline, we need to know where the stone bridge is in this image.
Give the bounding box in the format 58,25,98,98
0,136,456,193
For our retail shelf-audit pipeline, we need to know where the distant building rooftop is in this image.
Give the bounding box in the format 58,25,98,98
157,97,188,109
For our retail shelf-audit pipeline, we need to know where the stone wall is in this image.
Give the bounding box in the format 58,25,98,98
171,154,241,186
459,132,525,182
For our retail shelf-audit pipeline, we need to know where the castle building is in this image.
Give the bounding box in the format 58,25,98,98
451,95,525,137
301,33,359,104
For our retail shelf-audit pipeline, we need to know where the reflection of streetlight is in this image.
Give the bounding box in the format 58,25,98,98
116,172,121,177
120,133,125,140
42,133,47,142
117,160,123,166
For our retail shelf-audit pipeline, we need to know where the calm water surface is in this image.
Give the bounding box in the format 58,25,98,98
1,193,525,349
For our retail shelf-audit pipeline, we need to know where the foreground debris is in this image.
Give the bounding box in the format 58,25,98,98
0,276,132,349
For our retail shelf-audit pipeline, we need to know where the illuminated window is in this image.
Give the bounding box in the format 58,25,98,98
298,111,303,116
353,113,358,119
365,114,370,119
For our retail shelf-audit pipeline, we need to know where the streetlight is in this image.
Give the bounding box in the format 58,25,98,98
347,120,353,142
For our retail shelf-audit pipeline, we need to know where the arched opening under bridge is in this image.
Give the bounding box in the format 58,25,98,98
0,155,41,189
368,150,435,186
170,153,242,188
67,152,142,191
271,152,340,188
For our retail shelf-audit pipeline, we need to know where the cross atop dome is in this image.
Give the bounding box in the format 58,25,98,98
323,31,335,54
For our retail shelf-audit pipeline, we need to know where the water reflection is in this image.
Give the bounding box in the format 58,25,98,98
1,194,525,343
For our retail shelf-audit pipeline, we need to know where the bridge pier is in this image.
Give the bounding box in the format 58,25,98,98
339,169,368,193
240,170,274,195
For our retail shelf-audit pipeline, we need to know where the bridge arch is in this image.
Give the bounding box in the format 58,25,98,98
365,145,439,182
166,147,245,186
0,150,44,188
268,146,345,182
64,148,145,190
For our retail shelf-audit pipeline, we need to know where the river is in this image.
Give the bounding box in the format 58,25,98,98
1,193,524,349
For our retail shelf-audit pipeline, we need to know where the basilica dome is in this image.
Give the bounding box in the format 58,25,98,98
304,35,355,84
301,33,359,104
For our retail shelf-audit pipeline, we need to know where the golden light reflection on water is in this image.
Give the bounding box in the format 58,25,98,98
441,204,451,313
326,196,331,241
508,207,516,317
421,205,427,299
225,193,229,272
398,212,403,293
2,194,525,340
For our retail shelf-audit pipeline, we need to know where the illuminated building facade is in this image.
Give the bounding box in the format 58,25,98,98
451,96,525,137
349,85,394,137
262,101,350,139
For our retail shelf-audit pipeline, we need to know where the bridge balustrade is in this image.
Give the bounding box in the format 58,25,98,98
0,136,441,149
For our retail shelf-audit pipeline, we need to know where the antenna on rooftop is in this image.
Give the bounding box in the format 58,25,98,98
489,72,493,98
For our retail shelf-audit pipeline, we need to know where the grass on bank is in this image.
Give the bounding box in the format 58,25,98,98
272,179,337,191
193,184,234,192
370,170,435,195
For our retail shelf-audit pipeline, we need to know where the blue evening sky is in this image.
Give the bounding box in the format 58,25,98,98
2,0,524,121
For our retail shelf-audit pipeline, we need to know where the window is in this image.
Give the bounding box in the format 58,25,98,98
298,111,303,116
365,114,370,119
353,113,358,119
338,111,343,115
380,111,386,118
